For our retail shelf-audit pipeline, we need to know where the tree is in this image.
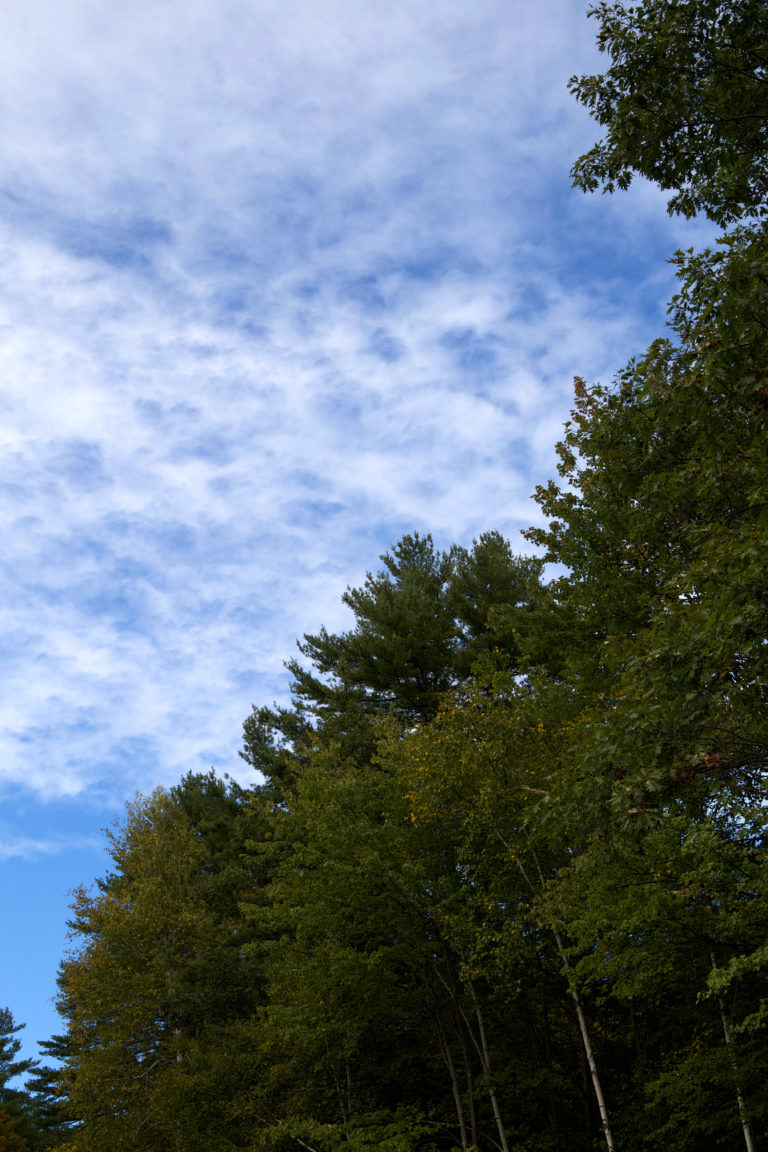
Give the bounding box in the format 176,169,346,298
56,774,266,1152
249,717,567,1152
24,1036,71,1149
528,223,768,815
287,531,543,723
522,213,768,1145
289,533,460,727
238,533,554,1152
0,1011,39,1152
392,674,622,1151
570,0,768,225
525,8,768,1140
241,532,545,792
0,1010,34,1105
0,1109,29,1152
542,800,768,1150
246,744,453,1152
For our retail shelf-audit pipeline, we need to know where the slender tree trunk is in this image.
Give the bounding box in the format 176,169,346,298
433,955,507,1152
451,988,478,1147
435,1010,469,1150
496,829,616,1150
527,846,616,1152
711,953,756,1152
345,1058,353,1136
549,924,615,1151
464,976,510,1152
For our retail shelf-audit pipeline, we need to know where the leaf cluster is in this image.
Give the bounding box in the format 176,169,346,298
570,0,768,224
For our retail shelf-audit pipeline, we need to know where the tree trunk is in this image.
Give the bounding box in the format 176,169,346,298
452,990,478,1147
463,976,509,1152
435,1010,469,1150
528,846,615,1152
711,953,756,1152
550,924,615,1152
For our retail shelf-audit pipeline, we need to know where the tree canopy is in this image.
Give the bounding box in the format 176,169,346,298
34,1,768,1149
570,0,768,224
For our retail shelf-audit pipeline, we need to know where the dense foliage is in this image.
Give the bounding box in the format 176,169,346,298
15,1,768,1149
569,0,768,224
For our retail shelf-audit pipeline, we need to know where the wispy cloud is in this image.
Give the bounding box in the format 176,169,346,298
0,0,715,803
0,831,103,862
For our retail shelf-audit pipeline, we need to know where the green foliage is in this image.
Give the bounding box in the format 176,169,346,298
247,741,471,1138
528,224,768,815
56,774,266,1152
530,15,768,1138
251,1109,438,1152
570,0,768,224
389,676,620,1147
24,1035,73,1149
0,1109,30,1152
0,1011,43,1152
290,534,460,725
241,533,547,797
45,4,768,1148
0,1011,34,1093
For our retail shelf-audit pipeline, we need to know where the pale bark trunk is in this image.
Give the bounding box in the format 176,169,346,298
432,956,506,1152
436,1011,469,1150
345,1059,353,1135
464,976,510,1152
447,970,478,1147
549,924,615,1151
496,826,616,1148
458,1015,478,1147
526,844,616,1151
711,953,756,1152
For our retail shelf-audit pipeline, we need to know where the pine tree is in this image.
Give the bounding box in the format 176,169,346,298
0,1011,40,1152
24,1035,72,1149
241,532,546,793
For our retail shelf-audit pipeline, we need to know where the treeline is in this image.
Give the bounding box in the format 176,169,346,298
5,2,768,1149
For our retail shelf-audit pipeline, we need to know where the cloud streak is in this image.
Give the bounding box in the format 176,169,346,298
0,831,103,862
0,0,714,804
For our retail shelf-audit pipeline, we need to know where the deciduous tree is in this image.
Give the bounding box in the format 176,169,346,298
570,0,768,224
56,774,265,1152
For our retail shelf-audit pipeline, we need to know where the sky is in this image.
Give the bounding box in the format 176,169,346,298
1,0,716,1070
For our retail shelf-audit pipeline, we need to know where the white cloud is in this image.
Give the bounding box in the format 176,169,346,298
0,0,703,802
0,832,103,862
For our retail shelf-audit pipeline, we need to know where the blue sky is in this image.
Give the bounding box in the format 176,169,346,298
1,0,715,1069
